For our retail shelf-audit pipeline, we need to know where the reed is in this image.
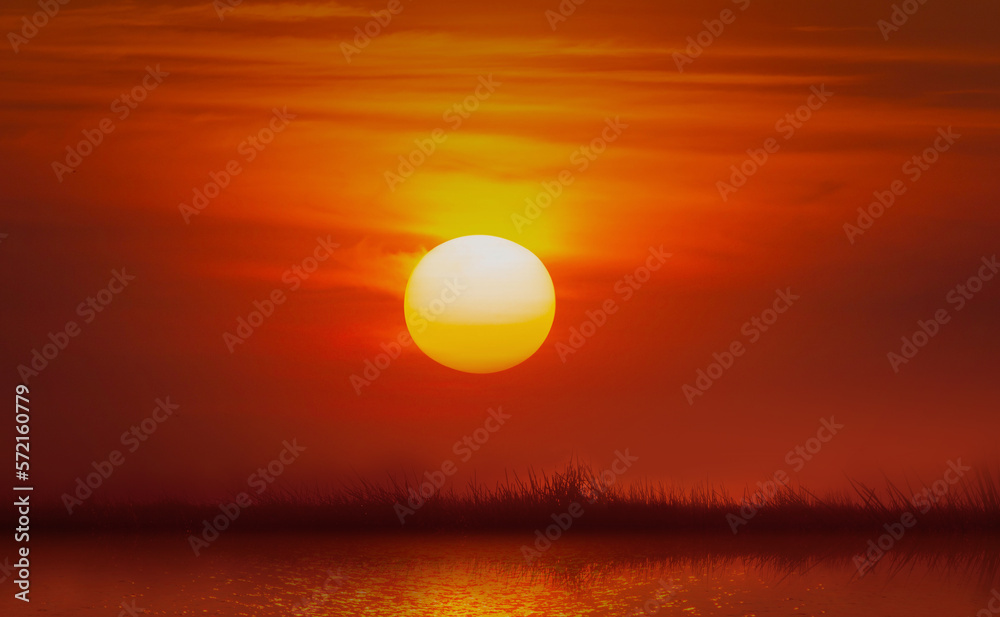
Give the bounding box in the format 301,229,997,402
33,464,1000,534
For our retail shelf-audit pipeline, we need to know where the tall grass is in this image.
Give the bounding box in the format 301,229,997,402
35,463,1000,534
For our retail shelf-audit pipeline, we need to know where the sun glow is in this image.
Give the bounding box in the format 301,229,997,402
404,235,556,373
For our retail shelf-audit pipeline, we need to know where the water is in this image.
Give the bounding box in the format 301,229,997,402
26,533,999,616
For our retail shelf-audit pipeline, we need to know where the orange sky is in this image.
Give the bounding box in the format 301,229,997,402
2,0,999,504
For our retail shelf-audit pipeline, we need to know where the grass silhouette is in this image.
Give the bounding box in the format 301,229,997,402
36,463,1000,534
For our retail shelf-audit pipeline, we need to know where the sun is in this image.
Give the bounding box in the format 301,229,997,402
404,235,556,374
